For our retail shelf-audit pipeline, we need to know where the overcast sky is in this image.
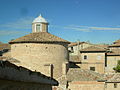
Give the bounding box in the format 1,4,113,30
0,0,120,44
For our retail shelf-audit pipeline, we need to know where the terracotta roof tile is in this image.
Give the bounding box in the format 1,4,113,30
67,68,105,81
69,55,81,62
68,42,89,47
107,49,120,56
0,60,58,85
80,46,107,52
109,44,120,47
68,42,77,47
9,32,70,44
106,74,120,82
114,39,120,44
0,44,10,51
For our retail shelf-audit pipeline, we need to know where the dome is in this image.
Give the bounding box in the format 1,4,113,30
32,15,48,23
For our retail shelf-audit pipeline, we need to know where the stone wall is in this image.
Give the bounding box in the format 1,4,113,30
106,56,120,73
105,83,120,90
68,81,105,90
11,43,69,79
80,52,105,74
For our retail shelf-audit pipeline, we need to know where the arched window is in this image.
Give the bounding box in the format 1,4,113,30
36,24,41,32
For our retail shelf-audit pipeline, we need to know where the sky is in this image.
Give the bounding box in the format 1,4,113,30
0,0,120,44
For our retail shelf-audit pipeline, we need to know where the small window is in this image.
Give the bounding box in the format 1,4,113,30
90,67,95,71
71,47,73,51
114,83,117,88
36,24,41,32
84,55,87,60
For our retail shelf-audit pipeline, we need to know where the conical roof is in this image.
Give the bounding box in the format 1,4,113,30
9,32,70,44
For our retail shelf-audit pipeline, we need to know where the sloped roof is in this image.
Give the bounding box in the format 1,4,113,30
0,43,10,51
68,42,77,47
107,49,120,56
67,68,105,81
69,55,81,62
106,74,120,82
109,39,120,47
68,42,89,47
114,39,120,44
109,44,120,47
9,32,70,44
0,60,58,85
80,46,107,52
95,44,108,49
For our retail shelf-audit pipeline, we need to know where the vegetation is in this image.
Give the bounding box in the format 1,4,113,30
113,60,120,73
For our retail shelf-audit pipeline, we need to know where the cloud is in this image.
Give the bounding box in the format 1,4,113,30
50,24,120,32
0,30,28,36
50,25,90,32
0,17,34,29
89,27,120,30
63,26,90,32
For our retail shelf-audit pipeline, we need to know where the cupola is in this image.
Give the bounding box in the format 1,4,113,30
32,14,48,33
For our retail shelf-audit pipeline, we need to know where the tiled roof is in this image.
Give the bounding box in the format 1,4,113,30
109,39,120,47
68,42,77,47
0,43,10,51
67,68,105,81
107,50,120,56
80,46,107,52
95,44,108,49
109,44,120,47
68,42,89,47
69,55,81,62
9,32,70,44
114,39,120,44
106,74,120,82
0,60,58,85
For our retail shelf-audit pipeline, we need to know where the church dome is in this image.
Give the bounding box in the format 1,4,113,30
32,15,48,23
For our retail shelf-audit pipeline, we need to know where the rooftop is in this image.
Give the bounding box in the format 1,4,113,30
0,60,58,85
0,43,10,51
80,46,107,52
106,74,120,82
9,32,70,44
69,55,81,62
68,42,89,47
67,68,105,81
107,49,120,56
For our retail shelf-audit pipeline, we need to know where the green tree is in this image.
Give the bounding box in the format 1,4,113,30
113,60,120,73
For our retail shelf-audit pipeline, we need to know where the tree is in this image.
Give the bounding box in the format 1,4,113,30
113,60,120,73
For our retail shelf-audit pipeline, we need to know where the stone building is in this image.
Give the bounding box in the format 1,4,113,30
80,46,107,74
2,15,120,90
0,60,58,90
105,40,120,73
9,15,70,81
0,42,10,56
105,74,120,90
67,68,105,90
68,41,92,56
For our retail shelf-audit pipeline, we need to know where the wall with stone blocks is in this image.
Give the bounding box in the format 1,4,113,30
11,43,69,79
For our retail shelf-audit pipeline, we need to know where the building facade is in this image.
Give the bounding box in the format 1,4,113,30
9,15,70,80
